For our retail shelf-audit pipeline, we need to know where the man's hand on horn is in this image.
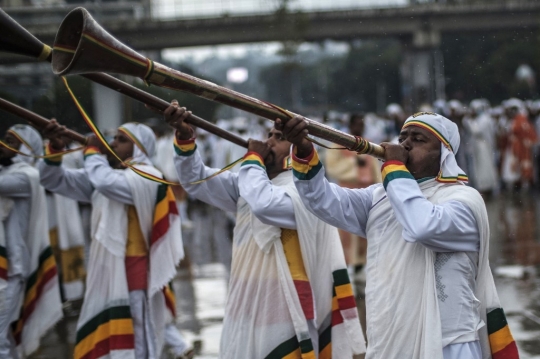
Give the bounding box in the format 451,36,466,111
275,116,312,158
42,119,69,150
164,100,193,140
247,139,271,162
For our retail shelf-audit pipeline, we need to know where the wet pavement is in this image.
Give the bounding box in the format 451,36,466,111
29,191,540,358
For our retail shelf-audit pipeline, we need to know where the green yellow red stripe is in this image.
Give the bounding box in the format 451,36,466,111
151,184,178,246
74,305,134,359
381,160,414,189
173,136,196,156
487,308,519,359
11,247,58,344
44,143,64,166
403,120,453,151
292,147,322,181
242,152,265,169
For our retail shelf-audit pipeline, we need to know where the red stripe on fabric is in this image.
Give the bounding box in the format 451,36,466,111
293,280,315,320
492,341,519,359
292,147,315,164
0,268,7,280
151,200,178,245
20,266,57,323
332,309,344,326
337,296,356,310
381,160,405,170
79,334,135,359
125,256,148,291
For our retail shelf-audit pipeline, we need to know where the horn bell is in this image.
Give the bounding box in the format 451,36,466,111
52,7,150,79
0,8,51,61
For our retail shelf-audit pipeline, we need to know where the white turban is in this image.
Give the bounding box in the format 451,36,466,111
8,124,43,165
118,122,156,166
402,112,468,183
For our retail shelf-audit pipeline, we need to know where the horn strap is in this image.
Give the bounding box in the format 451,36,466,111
38,44,52,61
143,58,155,86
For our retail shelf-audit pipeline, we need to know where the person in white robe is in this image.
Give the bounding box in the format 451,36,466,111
0,124,63,358
164,102,366,359
38,121,184,359
462,99,498,195
277,112,519,359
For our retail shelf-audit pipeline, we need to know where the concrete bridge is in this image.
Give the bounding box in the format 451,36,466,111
2,1,540,64
1,0,539,121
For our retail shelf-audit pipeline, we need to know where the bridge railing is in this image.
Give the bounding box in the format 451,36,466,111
1,0,538,26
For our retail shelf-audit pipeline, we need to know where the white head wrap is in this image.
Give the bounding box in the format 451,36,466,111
118,122,156,166
402,112,468,183
8,124,43,165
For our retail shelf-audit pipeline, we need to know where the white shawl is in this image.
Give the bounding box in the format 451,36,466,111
4,162,63,356
365,179,501,359
253,171,365,358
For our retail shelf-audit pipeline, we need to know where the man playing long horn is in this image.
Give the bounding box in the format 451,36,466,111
38,121,184,359
277,112,518,359
164,100,365,359
0,124,63,358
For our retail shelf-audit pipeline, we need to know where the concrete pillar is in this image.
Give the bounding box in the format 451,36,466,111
400,29,445,113
92,82,123,130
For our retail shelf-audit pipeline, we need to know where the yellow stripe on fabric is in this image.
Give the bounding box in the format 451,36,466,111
281,229,308,282
60,247,86,283
243,153,265,168
489,326,515,353
173,137,196,153
0,256,7,270
126,206,148,256
282,347,301,359
74,319,134,359
291,150,320,175
319,343,332,359
334,283,354,299
403,120,452,151
381,164,409,180
62,77,178,186
301,351,316,359
331,295,339,311
153,194,170,226
23,256,56,307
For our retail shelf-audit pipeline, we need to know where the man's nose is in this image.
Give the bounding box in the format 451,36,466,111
401,138,412,151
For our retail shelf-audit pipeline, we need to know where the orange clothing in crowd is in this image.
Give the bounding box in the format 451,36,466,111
510,114,538,182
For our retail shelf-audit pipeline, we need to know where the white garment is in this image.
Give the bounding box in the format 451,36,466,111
293,153,501,359
0,163,63,356
175,146,365,358
463,114,498,191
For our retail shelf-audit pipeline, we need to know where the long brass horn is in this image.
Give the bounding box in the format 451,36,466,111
0,8,248,149
52,7,385,159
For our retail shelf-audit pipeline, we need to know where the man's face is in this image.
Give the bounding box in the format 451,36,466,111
349,117,365,137
265,128,292,174
108,130,134,167
398,126,441,179
0,132,21,160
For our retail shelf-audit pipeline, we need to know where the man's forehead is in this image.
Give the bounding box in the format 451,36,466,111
400,125,438,141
